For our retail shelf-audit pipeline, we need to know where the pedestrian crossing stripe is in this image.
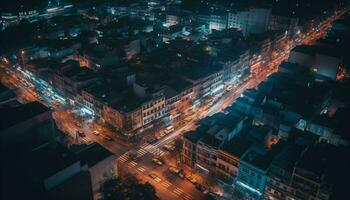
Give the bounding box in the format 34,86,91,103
118,154,129,163
162,181,172,188
130,161,137,166
140,143,149,148
137,167,146,172
137,149,147,154
174,188,184,195
119,157,128,163
183,195,192,200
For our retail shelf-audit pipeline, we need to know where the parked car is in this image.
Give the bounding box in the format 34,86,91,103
104,135,112,141
77,131,85,137
169,167,181,174
152,158,163,166
163,144,175,151
178,172,185,179
185,175,197,184
195,183,207,193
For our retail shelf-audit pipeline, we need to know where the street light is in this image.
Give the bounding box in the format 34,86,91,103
20,50,26,68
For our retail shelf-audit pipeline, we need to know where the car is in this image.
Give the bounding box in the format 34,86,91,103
210,191,223,197
156,135,162,140
164,125,174,134
148,173,161,182
169,167,181,174
195,183,207,192
202,190,209,195
77,131,85,137
148,138,158,144
104,136,112,141
178,172,185,179
159,132,166,138
152,158,163,166
93,131,100,136
163,144,175,151
185,175,197,184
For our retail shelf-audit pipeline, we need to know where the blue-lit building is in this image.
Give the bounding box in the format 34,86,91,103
236,146,269,198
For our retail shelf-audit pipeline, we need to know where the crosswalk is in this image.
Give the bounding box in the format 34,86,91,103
162,180,172,188
137,167,146,172
173,188,184,195
183,194,192,200
139,143,167,157
118,153,129,163
128,161,137,167
136,148,147,158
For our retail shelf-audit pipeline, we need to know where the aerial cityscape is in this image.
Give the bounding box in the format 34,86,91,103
1,0,350,200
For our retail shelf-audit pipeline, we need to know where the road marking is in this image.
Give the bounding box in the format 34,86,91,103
137,149,147,154
137,167,146,172
173,188,184,195
183,194,192,200
119,157,128,163
136,149,147,157
140,144,147,149
129,161,137,167
162,180,172,188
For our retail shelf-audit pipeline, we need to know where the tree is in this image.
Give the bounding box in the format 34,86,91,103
101,174,158,200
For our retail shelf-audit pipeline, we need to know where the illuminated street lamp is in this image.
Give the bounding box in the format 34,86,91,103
20,50,26,68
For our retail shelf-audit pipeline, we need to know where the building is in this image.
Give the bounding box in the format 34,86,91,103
0,102,93,200
217,137,251,183
290,144,335,200
236,146,269,198
264,144,305,200
228,8,271,36
288,45,341,80
49,60,98,100
0,83,17,106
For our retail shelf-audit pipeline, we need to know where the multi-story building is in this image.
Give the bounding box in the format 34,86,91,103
216,137,251,183
195,134,222,174
228,8,271,36
288,45,341,80
49,60,98,100
182,131,203,167
198,12,228,32
290,145,335,200
236,144,280,199
102,101,143,132
265,144,305,200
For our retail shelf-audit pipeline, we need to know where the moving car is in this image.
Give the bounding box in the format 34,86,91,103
152,158,163,166
164,125,174,134
185,174,197,184
104,135,112,141
93,130,100,136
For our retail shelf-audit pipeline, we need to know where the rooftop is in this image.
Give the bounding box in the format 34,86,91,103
200,134,223,149
221,137,252,158
0,101,50,131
